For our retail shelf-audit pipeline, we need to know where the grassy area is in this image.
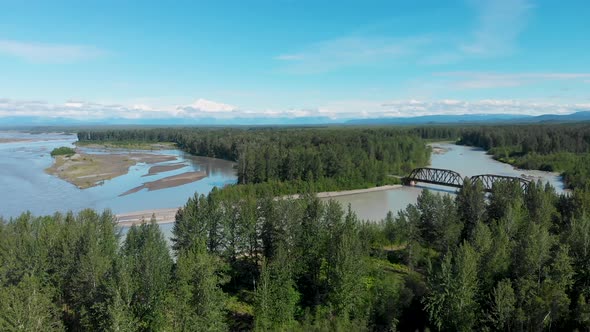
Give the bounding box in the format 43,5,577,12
50,146,76,157
75,140,177,150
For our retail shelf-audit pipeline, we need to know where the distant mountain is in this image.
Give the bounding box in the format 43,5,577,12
347,111,590,125
345,113,532,125
523,111,590,123
2,111,590,127
0,116,340,127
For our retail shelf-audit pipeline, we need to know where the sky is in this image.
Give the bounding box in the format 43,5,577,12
1,0,589,122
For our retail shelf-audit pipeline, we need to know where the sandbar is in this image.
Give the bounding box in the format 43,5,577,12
281,184,403,200
0,138,33,143
120,171,207,196
117,184,405,225
117,207,179,227
46,152,177,189
431,146,449,155
143,163,187,177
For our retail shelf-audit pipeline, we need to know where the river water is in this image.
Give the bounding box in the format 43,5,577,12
0,131,237,219
1,133,565,225
325,143,566,221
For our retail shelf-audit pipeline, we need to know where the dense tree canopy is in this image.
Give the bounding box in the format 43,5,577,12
77,127,430,192
3,177,590,331
2,124,590,330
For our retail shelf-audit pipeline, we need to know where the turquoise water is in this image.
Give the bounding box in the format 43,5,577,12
0,131,237,218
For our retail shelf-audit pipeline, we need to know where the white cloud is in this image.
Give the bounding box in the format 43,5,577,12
181,98,236,113
273,0,535,72
1,97,589,122
461,0,533,56
436,71,590,89
0,39,104,63
274,36,429,73
275,54,305,61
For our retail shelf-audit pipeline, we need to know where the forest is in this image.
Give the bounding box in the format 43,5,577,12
1,124,590,331
2,179,590,331
77,127,430,193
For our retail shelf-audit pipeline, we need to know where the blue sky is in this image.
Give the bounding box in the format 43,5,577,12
1,0,589,121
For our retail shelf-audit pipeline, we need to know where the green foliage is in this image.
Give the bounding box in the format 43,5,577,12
0,275,63,331
77,127,430,193
254,246,299,331
166,241,228,331
458,124,590,189
5,123,590,330
425,242,480,331
122,219,173,330
50,146,76,157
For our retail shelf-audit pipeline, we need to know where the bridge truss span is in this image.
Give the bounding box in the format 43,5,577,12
470,174,531,192
404,167,532,192
405,167,464,188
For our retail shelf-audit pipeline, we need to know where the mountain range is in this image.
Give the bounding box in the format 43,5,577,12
2,111,590,127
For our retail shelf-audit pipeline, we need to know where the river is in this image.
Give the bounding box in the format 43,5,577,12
325,143,566,221
0,131,237,219
0,133,565,225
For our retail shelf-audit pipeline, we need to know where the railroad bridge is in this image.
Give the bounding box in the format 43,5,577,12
404,167,531,192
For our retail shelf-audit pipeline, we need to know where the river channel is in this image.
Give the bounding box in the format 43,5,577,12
0,131,237,219
1,133,565,225
326,143,566,221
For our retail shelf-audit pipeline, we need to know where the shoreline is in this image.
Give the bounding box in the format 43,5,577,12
116,184,405,226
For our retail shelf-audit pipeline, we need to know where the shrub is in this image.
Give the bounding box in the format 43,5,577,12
50,146,76,157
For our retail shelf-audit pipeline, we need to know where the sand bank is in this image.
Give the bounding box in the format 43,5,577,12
143,163,187,177
46,152,177,189
0,138,33,143
76,141,177,150
120,171,207,196
117,207,179,227
281,184,403,200
117,184,405,225
431,146,449,155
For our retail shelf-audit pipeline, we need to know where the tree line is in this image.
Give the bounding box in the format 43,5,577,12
77,127,430,192
405,123,590,190
2,177,590,331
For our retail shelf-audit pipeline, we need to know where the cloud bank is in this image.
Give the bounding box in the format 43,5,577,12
1,97,589,122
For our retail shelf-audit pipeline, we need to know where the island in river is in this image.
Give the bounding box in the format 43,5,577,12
120,171,208,196
45,151,177,189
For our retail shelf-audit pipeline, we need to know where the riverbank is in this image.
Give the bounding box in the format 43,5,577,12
117,207,179,227
75,141,177,150
116,184,404,226
282,184,403,200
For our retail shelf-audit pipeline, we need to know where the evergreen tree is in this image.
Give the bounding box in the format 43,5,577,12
122,219,173,331
254,245,299,331
425,242,480,331
0,275,63,331
456,178,485,241
167,241,228,332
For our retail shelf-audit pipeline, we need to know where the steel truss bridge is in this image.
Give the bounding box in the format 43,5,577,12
404,167,531,192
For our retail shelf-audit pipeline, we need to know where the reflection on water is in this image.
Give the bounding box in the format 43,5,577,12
325,143,566,222
0,131,237,218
